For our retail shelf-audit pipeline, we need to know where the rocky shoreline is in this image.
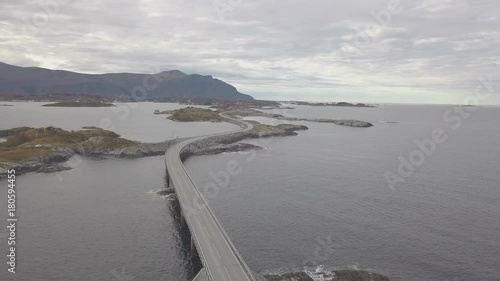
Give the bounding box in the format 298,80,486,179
224,108,374,128
181,123,308,159
0,139,174,178
2,105,373,178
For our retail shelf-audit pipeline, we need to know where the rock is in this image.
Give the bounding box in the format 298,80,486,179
182,143,262,158
178,123,306,160
333,269,391,281
224,109,373,128
157,188,175,196
36,164,72,173
311,119,374,128
263,272,314,281
262,269,391,281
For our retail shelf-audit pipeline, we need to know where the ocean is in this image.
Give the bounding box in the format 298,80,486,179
0,102,499,281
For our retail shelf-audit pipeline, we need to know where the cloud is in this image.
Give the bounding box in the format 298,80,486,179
1,0,499,104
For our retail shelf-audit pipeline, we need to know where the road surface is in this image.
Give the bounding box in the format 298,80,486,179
165,115,256,281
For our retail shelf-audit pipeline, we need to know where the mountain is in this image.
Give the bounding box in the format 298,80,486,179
0,62,253,101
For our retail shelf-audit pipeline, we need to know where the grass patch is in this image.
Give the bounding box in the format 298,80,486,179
0,147,54,162
166,107,222,122
0,127,119,148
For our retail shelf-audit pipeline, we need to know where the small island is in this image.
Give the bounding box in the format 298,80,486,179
42,101,115,107
155,107,223,122
0,126,168,177
289,101,375,108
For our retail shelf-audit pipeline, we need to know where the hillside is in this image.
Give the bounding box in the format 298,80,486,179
0,62,253,101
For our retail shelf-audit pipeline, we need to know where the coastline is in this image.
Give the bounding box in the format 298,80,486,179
0,121,308,178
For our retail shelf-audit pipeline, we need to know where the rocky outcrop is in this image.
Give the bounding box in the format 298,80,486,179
262,269,390,281
183,143,262,158
330,269,391,281
263,272,314,281
0,139,174,178
310,119,374,128
180,123,308,159
0,148,74,177
76,138,172,158
35,164,72,173
157,188,175,196
225,109,373,128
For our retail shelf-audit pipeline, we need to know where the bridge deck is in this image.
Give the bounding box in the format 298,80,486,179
165,117,255,281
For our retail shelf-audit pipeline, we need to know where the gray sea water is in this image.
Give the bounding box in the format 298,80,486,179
0,102,499,281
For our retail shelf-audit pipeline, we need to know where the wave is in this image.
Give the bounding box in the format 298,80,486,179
147,188,175,200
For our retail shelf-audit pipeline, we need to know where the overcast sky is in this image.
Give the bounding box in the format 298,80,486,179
1,0,499,104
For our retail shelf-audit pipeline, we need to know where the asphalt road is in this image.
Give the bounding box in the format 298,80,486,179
165,116,256,281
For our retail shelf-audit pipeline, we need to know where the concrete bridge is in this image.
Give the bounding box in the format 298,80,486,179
165,115,256,281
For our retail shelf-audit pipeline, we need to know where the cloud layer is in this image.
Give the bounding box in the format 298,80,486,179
1,0,499,104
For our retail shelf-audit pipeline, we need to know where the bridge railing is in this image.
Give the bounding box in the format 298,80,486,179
179,138,257,281
166,114,256,281
165,154,214,280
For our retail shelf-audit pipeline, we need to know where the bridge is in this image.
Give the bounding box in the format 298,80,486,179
165,115,256,281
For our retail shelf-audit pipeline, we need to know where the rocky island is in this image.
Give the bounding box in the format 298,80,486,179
289,101,376,108
42,101,115,107
0,126,172,177
155,106,223,122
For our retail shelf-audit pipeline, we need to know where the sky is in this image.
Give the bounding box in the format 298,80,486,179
1,0,499,104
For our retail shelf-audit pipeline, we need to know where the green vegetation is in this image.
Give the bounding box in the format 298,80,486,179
42,101,115,107
0,147,54,162
164,107,222,122
0,127,138,162
0,127,31,138
251,123,308,133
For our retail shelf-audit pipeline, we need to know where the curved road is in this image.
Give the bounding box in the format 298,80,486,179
165,115,256,281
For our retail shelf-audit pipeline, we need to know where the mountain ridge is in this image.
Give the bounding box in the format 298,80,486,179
0,62,253,101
